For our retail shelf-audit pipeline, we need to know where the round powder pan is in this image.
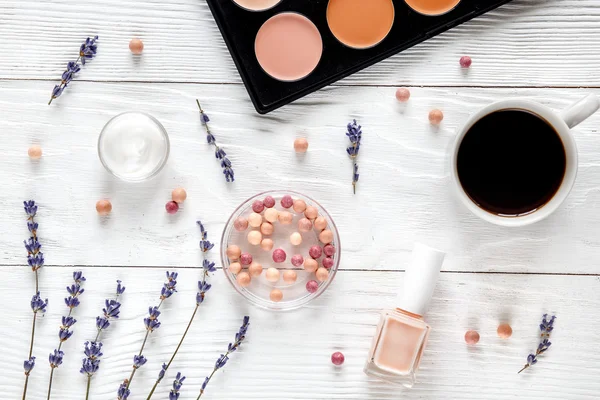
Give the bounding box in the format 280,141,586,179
232,0,282,12
404,0,462,16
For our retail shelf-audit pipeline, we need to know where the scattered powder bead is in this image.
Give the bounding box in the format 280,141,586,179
331,352,345,366
291,254,304,267
28,145,43,159
229,262,242,274
298,218,313,232
322,257,334,269
236,272,251,287
464,330,480,345
247,231,262,246
429,109,444,125
316,267,329,282
272,248,286,263
497,323,513,339
460,55,472,68
266,267,280,282
264,208,279,223
165,201,179,214
248,212,263,228
293,199,307,213
240,252,253,265
270,288,283,302
249,262,263,277
260,222,274,236
96,199,112,215
283,270,298,284
227,245,242,261
263,195,276,208
278,211,293,224
305,206,318,220
395,88,410,102
319,229,334,244
129,38,144,55
309,245,323,259
323,244,335,257
281,195,294,209
306,280,319,293
261,238,274,251
234,217,249,232
172,187,187,203
304,259,318,272
290,232,303,246
314,216,327,231
252,200,265,213
294,138,309,153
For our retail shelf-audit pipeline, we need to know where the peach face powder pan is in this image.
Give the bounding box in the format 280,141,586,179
232,0,282,12
255,13,323,82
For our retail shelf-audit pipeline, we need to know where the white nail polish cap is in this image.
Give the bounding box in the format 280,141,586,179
397,243,446,316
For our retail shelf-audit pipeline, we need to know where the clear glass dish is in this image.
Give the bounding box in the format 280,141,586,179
221,190,341,311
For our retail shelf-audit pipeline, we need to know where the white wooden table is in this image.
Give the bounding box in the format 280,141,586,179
2,0,600,399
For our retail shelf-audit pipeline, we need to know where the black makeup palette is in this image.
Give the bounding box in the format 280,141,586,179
206,0,513,114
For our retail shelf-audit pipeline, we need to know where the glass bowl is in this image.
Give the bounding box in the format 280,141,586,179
221,190,341,311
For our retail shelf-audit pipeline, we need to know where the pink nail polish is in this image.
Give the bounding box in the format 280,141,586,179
364,243,445,388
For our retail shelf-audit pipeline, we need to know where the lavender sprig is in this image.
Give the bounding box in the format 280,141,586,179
46,271,86,399
48,36,98,105
518,314,556,373
118,272,179,399
83,280,125,400
169,372,186,400
197,100,235,182
197,316,250,399
22,200,45,400
145,221,215,400
345,120,362,194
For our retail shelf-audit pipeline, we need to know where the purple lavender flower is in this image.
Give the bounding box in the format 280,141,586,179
65,296,80,308
62,316,76,328
196,100,235,182
83,341,103,360
24,357,36,375
80,358,100,376
24,200,38,217
103,299,121,319
73,271,86,283
49,36,98,105
116,280,126,295
117,380,130,400
31,292,48,313
133,355,147,369
197,221,215,252
144,306,162,332
96,316,110,330
169,372,185,400
49,350,64,368
345,120,363,194
519,314,556,373
157,363,168,382
58,328,73,342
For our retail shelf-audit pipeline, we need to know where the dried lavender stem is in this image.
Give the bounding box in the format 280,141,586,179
46,306,74,400
85,376,91,400
22,376,29,400
48,56,81,105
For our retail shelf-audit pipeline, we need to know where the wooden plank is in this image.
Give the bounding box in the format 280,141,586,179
3,267,598,399
0,0,599,87
2,81,600,273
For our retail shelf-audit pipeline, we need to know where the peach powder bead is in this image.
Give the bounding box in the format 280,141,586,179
247,231,262,246
249,262,263,277
429,109,444,125
260,222,274,236
290,232,303,246
298,218,313,232
294,138,309,153
229,262,242,274
497,323,513,339
265,208,279,223
395,88,410,102
283,270,298,284
236,272,251,287
464,330,480,345
234,217,249,232
305,206,318,219
316,267,329,282
304,258,318,272
226,245,242,261
129,38,144,54
172,187,187,203
314,216,327,231
28,145,43,159
319,229,334,244
96,200,112,215
261,238,274,251
270,289,283,302
248,212,263,228
266,267,280,282
278,211,293,224
293,199,307,213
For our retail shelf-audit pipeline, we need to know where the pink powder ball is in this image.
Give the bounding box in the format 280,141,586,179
395,88,410,102
323,244,335,257
263,195,276,208
304,259,318,272
306,280,319,293
129,38,144,55
234,217,249,232
309,245,323,259
240,253,253,266
294,138,309,153
165,201,179,214
28,145,43,159
429,109,444,125
322,257,334,269
252,200,265,213
464,330,480,345
280,195,293,209
272,248,286,263
291,254,304,267
171,187,187,203
460,56,472,68
331,352,345,366
293,199,307,213
96,200,112,215
298,218,313,232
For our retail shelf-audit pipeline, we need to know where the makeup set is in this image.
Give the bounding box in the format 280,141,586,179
206,0,513,113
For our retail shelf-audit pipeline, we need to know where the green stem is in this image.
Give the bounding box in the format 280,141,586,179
47,368,55,400
23,312,38,399
518,364,529,374
85,376,91,400
22,376,29,400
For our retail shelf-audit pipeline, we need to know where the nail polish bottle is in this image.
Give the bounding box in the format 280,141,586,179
364,243,445,388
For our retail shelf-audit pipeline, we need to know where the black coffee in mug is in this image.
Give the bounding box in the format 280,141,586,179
456,109,566,216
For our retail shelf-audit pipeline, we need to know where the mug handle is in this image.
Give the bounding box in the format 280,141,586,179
560,94,600,129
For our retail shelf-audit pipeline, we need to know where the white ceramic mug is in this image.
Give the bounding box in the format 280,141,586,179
450,94,600,227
